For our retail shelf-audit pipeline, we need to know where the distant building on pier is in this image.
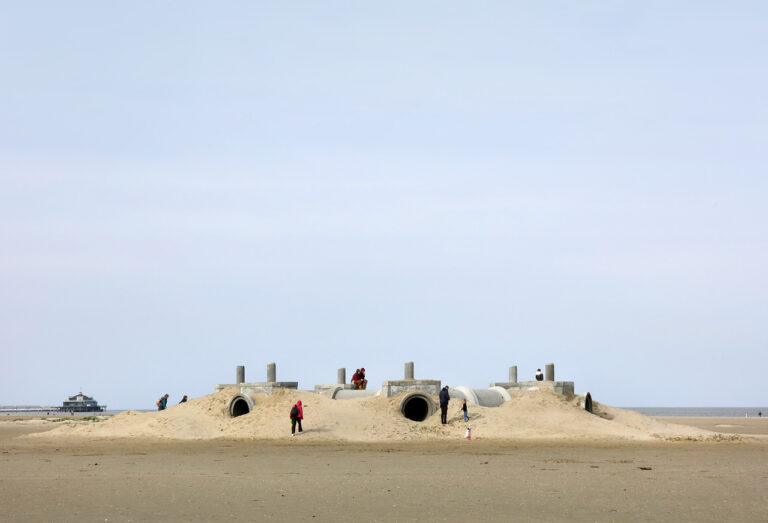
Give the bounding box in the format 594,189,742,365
59,392,106,412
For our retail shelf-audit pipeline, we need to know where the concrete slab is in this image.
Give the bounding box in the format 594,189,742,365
381,379,441,398
215,382,299,396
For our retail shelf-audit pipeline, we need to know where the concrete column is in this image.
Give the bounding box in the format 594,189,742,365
337,368,346,385
236,366,245,384
545,363,555,381
404,361,414,380
508,365,518,384
267,362,276,383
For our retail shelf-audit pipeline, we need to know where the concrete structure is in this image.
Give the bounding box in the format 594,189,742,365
489,365,519,389
215,363,298,396
398,391,437,421
222,360,586,420
449,386,512,407
317,362,441,398
328,387,380,399
380,361,440,397
490,362,575,397
314,367,355,394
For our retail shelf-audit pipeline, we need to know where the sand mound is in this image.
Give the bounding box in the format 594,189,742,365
28,387,725,442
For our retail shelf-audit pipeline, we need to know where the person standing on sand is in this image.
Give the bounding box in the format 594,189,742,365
439,386,450,424
535,369,544,381
290,400,304,436
459,399,468,422
157,394,169,411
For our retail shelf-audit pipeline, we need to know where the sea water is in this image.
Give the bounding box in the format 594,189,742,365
624,407,767,417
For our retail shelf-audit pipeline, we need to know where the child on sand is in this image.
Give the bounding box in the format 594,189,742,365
459,399,468,422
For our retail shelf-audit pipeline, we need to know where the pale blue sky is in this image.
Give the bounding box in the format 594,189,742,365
2,2,766,409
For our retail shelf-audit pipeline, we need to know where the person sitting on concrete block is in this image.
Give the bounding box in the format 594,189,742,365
356,368,368,390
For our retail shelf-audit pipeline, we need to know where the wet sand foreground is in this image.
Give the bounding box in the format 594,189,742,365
1,419,767,522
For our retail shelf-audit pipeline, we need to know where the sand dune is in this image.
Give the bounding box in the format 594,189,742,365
30,387,732,442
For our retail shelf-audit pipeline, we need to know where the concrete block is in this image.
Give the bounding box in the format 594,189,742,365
381,379,440,398
215,382,298,396
505,380,575,397
314,383,354,395
509,365,518,384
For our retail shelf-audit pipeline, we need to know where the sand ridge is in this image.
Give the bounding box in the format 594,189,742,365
27,386,732,442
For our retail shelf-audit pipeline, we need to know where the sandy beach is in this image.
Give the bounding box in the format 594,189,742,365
2,391,767,522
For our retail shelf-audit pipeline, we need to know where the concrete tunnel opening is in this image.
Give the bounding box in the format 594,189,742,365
399,392,435,422
229,395,253,417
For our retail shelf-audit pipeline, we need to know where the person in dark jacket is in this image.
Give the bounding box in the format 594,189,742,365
290,400,304,436
439,386,450,424
157,394,169,411
459,399,468,422
535,369,544,381
179,395,188,404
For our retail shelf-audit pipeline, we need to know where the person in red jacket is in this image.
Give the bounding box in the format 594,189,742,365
351,369,361,389
290,400,304,436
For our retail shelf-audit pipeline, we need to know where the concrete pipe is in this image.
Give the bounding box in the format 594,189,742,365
331,388,380,400
399,391,437,422
449,386,479,405
449,386,509,407
228,393,256,417
489,386,512,403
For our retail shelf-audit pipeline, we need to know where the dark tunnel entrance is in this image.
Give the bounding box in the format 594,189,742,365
401,395,430,422
584,392,593,414
230,397,251,417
